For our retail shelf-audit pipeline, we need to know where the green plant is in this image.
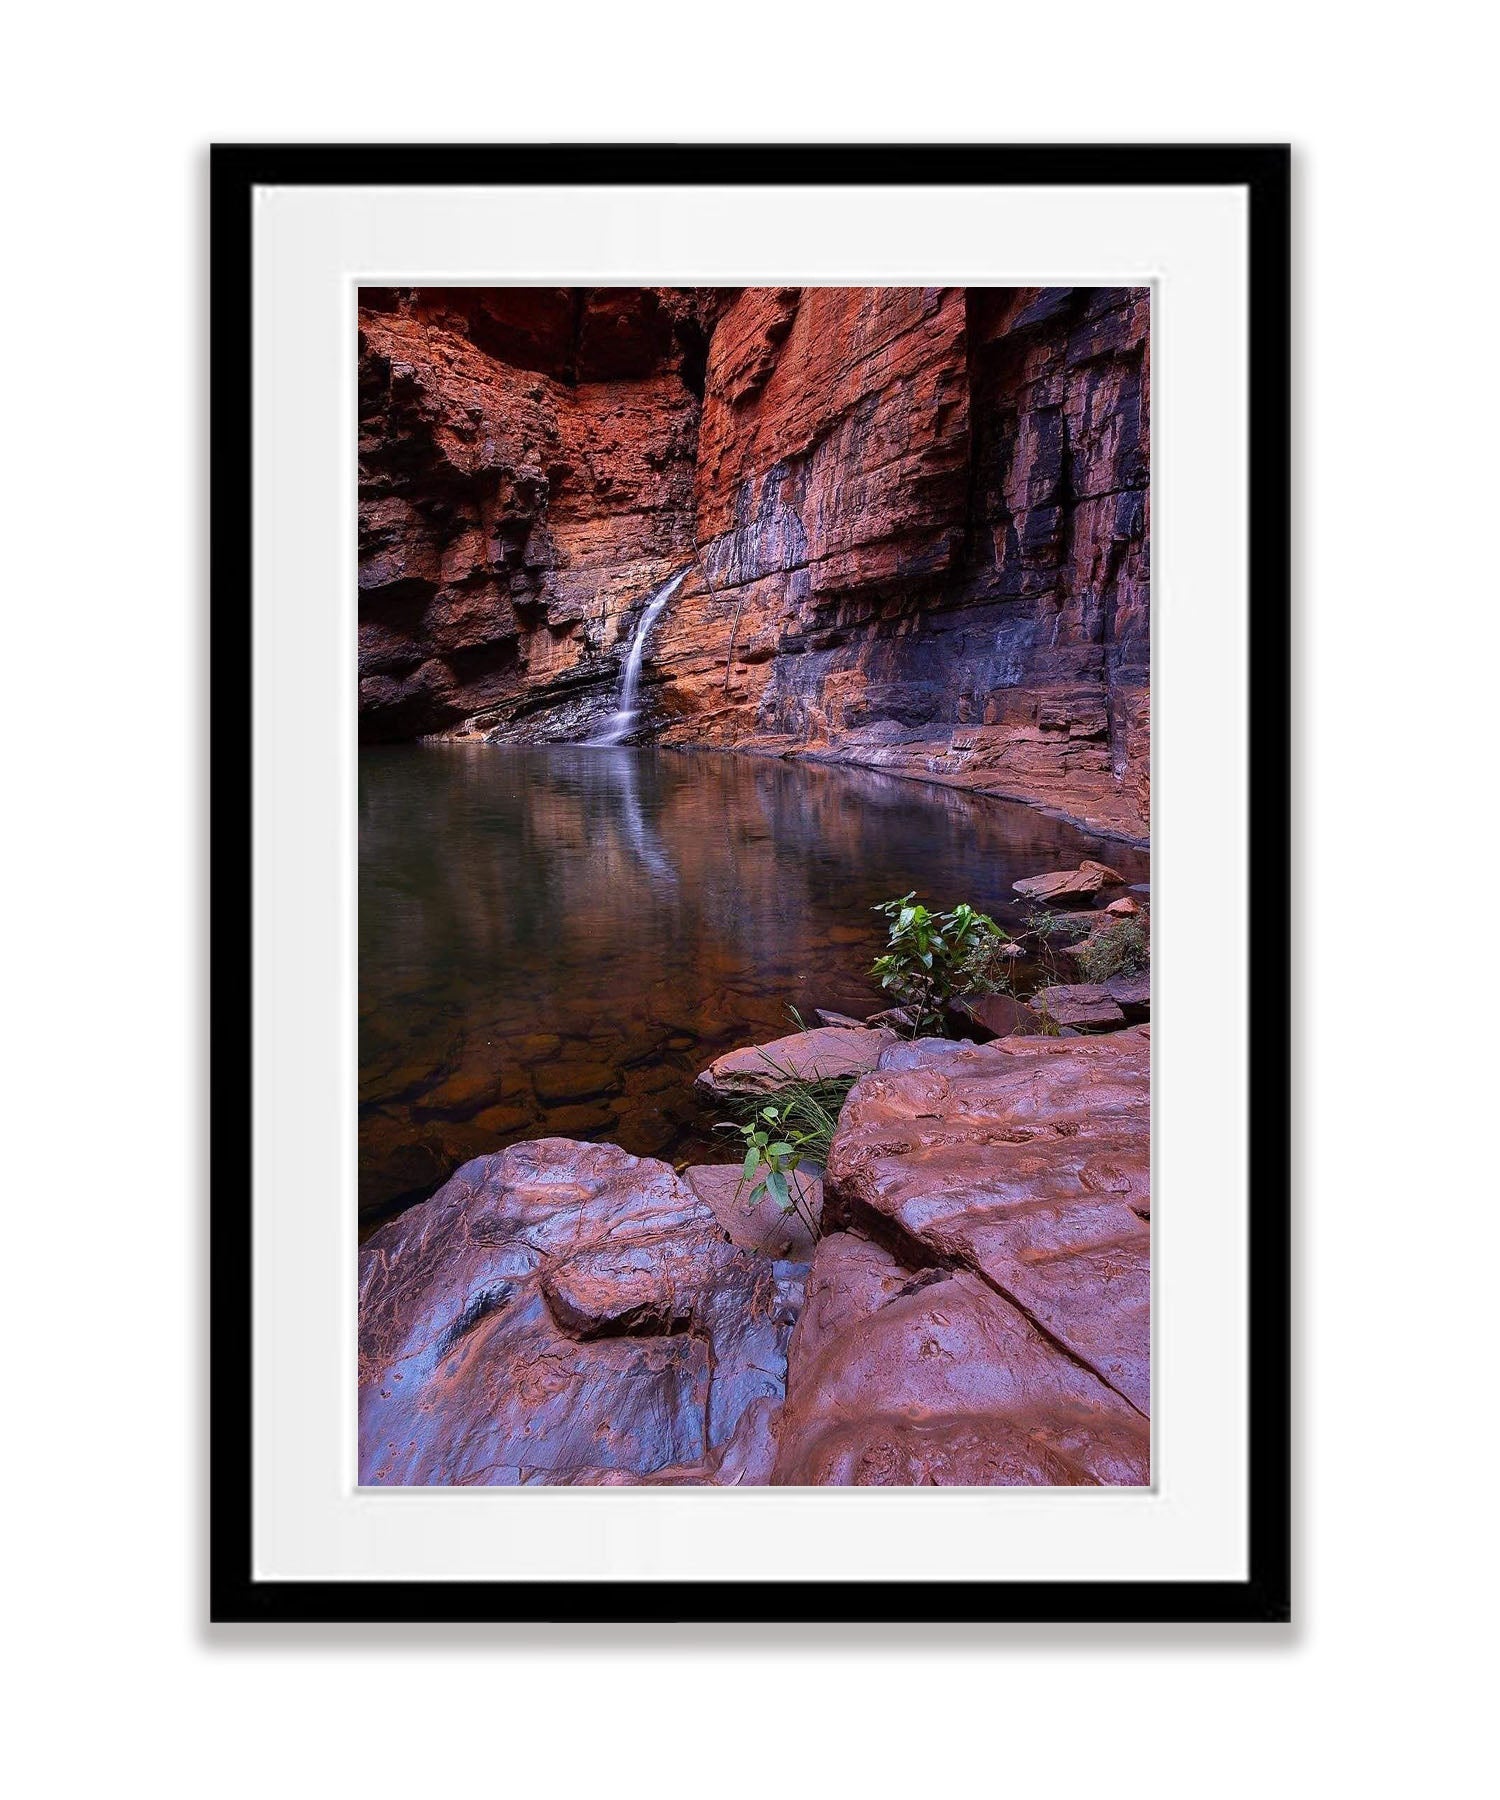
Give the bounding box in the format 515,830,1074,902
713,1097,829,1242
870,893,1008,1035
718,1066,855,1167
955,930,1027,997
1020,905,1097,985
1071,915,1150,983
1024,906,1096,942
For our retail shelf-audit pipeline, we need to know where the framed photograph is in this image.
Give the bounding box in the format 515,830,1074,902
212,143,1289,1622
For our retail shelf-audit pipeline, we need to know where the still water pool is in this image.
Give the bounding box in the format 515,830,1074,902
359,746,1147,1227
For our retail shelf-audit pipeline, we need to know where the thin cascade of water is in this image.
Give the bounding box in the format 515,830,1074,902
590,568,688,745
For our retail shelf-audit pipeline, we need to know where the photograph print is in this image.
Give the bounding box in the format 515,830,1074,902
357,283,1152,1489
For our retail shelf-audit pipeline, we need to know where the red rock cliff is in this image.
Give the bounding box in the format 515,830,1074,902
358,285,1150,840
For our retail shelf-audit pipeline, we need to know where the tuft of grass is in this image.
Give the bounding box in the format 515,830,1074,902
1025,907,1097,942
718,1065,857,1169
1072,916,1150,983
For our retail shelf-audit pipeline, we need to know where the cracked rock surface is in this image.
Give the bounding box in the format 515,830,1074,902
358,1137,804,1485
766,1029,1151,1484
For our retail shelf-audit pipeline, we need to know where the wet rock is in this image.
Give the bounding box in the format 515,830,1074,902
771,1233,1148,1486
359,1138,804,1485
693,1024,895,1099
1012,859,1126,903
1027,982,1127,1029
686,1164,822,1260
823,1031,1150,1414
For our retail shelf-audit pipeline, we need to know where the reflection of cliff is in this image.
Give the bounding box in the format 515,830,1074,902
359,288,1150,840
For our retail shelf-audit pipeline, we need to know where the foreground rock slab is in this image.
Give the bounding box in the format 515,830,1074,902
359,1138,804,1485
694,1024,895,1099
825,1031,1151,1414
771,1232,1149,1485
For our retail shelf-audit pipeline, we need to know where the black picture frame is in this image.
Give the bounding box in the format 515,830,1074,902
210,143,1290,1626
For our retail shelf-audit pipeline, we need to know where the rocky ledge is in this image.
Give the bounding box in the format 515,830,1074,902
358,1027,1150,1487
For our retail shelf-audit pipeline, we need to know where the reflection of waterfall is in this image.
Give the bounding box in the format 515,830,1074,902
601,748,677,887
591,569,687,745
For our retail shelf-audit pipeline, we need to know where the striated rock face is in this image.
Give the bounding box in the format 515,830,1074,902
359,285,1150,839
771,1235,1149,1486
358,1138,804,1485
768,1030,1151,1484
824,1031,1151,1414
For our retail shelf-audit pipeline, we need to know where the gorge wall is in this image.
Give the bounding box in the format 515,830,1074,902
358,285,1150,841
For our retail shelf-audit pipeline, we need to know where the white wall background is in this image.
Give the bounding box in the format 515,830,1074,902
4,4,1493,1795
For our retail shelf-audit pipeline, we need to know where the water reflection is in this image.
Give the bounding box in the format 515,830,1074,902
359,746,1148,1225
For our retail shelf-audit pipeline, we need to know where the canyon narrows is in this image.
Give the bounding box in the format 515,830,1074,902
358,285,1149,842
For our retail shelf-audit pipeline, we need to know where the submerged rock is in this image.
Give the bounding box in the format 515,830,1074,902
358,1138,804,1486
693,1024,895,1099
823,1030,1151,1415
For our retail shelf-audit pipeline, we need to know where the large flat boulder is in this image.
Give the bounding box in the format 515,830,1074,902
1012,859,1125,903
770,1232,1149,1486
824,1031,1151,1414
359,1138,804,1486
693,1024,895,1099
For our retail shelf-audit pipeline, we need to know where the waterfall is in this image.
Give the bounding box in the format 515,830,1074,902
591,568,687,745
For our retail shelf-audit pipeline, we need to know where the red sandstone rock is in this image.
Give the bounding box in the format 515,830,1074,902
771,1233,1149,1486
693,1024,896,1099
1106,895,1140,916
955,993,1047,1038
358,1138,804,1485
1028,982,1128,1029
1013,859,1125,902
685,1163,822,1260
1103,972,1151,1011
823,1031,1151,1414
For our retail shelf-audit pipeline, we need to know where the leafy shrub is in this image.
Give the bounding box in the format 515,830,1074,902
870,893,1008,1035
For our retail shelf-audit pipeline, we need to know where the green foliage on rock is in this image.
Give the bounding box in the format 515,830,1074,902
870,892,1008,1035
1072,916,1150,983
713,1079,844,1243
